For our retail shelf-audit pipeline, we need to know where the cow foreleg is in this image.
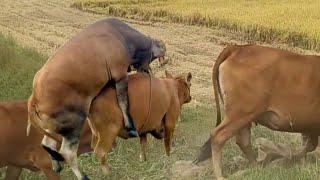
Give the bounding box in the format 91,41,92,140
164,113,176,156
116,76,138,137
41,132,62,173
235,124,257,164
59,130,88,180
5,166,22,180
139,134,147,162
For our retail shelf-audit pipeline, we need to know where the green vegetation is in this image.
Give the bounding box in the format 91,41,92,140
72,0,320,51
0,34,46,101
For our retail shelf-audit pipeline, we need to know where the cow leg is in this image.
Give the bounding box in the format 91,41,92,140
5,166,22,180
164,112,177,156
235,124,256,164
60,135,87,180
59,126,88,180
139,134,147,162
41,134,62,173
116,76,138,137
211,115,254,180
93,125,120,175
32,150,60,180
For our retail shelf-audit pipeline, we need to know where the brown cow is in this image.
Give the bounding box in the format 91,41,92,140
89,71,192,174
195,45,320,179
0,101,92,180
27,18,166,179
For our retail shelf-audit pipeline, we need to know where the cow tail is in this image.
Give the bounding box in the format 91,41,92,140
27,96,35,136
212,46,233,126
193,138,212,164
194,46,234,164
87,117,98,137
27,97,61,142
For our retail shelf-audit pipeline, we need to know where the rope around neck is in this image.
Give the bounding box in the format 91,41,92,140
139,38,153,134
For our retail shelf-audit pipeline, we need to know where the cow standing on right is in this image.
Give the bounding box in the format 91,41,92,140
195,45,320,180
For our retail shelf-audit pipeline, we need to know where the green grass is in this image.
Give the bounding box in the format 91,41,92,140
72,0,320,51
0,33,319,179
0,34,46,101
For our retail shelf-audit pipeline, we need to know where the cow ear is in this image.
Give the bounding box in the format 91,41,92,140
165,70,173,78
187,72,192,82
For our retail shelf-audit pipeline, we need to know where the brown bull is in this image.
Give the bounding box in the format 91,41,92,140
196,45,320,179
0,101,92,180
89,71,192,174
28,18,166,179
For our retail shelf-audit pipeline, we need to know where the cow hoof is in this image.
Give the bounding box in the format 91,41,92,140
81,175,90,180
101,165,111,175
53,164,63,173
128,129,138,137
139,155,146,162
52,160,63,173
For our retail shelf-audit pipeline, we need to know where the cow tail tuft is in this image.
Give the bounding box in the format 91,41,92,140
193,138,212,164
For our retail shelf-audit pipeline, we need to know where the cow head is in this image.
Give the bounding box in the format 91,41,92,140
134,38,166,73
151,38,166,64
165,70,192,104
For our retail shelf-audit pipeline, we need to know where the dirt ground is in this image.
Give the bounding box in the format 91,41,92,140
0,0,226,103
1,0,318,102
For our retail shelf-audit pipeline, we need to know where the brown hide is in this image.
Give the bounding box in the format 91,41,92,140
27,18,166,179
89,72,192,174
199,45,320,179
0,101,92,180
216,45,320,133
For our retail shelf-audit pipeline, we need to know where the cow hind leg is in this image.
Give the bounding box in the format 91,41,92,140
59,130,88,180
139,134,147,162
41,135,62,172
5,166,22,180
235,124,256,164
94,125,120,175
116,77,138,137
211,115,255,180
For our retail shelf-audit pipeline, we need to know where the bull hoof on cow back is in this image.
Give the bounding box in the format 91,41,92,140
127,129,138,137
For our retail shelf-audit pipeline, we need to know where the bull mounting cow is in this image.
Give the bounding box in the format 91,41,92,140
27,18,166,179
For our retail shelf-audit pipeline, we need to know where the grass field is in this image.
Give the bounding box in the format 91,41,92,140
72,0,320,51
1,32,320,179
0,34,46,101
